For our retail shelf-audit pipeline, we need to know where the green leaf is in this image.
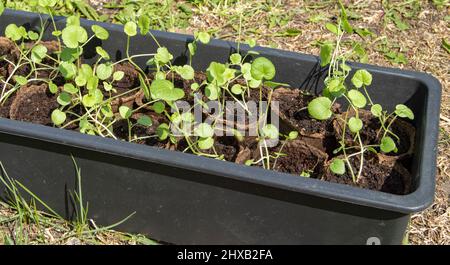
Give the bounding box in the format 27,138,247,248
157,123,170,140
188,42,196,56
231,84,243,95
28,31,39,41
347,89,367,108
137,115,153,127
119,105,132,119
251,57,276,81
59,62,77,79
230,53,242,64
325,23,339,34
371,104,383,117
82,89,103,107
62,25,88,48
261,124,279,140
14,76,27,86
150,79,185,102
351,69,372,88
348,117,363,133
96,46,110,60
101,104,114,118
320,43,333,67
91,25,109,40
31,44,48,63
153,102,165,114
173,65,194,80
51,109,66,126
86,76,99,91
195,123,214,138
264,81,290,89
124,21,137,37
308,97,333,120
0,2,4,16
61,47,82,62
57,92,72,106
380,136,396,153
246,38,257,48
197,32,210,44
49,82,58,94
5,24,25,41
138,15,151,35
113,71,124,81
330,158,346,175
96,63,113,80
198,137,214,149
155,47,173,65
288,131,298,140
395,104,414,120
63,83,78,94
205,84,219,100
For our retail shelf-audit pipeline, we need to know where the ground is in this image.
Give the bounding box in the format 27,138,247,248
0,0,448,245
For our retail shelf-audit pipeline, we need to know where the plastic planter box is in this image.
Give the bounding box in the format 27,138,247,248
0,9,442,244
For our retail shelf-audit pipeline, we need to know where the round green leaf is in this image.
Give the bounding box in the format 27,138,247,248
198,137,214,149
371,104,383,117
124,21,137,37
59,62,77,79
96,63,113,80
96,46,110,60
261,124,279,140
348,117,363,133
63,83,78,94
49,82,58,94
119,105,132,119
157,123,170,140
174,65,194,80
91,25,109,40
380,136,396,153
395,104,414,120
231,84,243,95
308,97,333,120
347,89,367,108
57,92,72,106
150,79,185,102
137,115,153,127
153,102,165,114
230,53,242,64
330,158,346,175
351,69,372,88
14,75,27,86
155,47,173,64
31,44,48,63
62,25,88,48
51,109,66,126
113,71,124,81
288,131,298,140
251,57,276,81
197,32,210,44
5,24,22,41
195,123,214,138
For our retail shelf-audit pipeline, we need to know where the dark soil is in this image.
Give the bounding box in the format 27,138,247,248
272,139,328,178
322,153,411,195
112,63,140,88
9,83,58,125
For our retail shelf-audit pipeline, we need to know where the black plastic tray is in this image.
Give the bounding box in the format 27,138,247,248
0,9,442,244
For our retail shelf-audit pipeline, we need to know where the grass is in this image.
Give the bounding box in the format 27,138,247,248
0,0,449,245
